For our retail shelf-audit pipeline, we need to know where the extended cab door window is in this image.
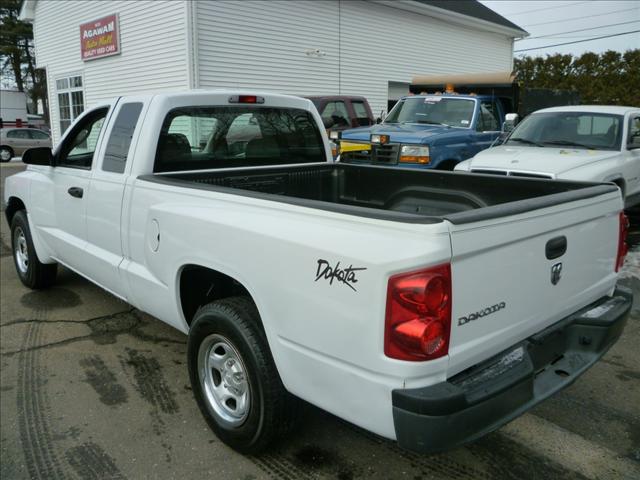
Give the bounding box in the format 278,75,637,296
57,108,108,169
102,102,143,173
627,115,639,149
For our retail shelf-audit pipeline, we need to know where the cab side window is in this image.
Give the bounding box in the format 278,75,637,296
629,116,640,148
477,101,500,132
57,107,108,169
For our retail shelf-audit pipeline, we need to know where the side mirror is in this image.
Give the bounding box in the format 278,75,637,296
376,117,382,124
502,113,519,133
628,133,640,150
322,117,334,129
22,147,53,166
329,130,341,141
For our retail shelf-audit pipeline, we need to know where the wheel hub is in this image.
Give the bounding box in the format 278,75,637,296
198,334,250,427
13,227,29,274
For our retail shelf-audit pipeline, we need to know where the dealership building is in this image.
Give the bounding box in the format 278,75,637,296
20,0,526,143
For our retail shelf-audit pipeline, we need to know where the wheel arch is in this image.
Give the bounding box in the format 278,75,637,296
5,196,26,226
177,263,262,330
436,159,459,171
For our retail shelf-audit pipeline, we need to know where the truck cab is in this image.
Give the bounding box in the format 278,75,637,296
338,93,506,170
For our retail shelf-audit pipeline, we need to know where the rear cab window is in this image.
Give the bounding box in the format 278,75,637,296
351,101,371,126
320,101,350,128
154,106,325,173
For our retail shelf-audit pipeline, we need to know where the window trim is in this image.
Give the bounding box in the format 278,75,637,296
56,72,85,136
56,106,109,170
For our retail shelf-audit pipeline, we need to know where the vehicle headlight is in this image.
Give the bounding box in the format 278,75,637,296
399,145,430,164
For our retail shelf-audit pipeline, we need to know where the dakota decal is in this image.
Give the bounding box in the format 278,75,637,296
315,259,366,292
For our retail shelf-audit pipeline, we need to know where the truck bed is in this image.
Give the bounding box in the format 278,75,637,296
140,164,618,224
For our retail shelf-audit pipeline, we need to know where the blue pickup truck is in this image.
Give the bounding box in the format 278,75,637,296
338,94,507,170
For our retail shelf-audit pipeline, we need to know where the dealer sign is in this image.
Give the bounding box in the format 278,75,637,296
80,14,120,61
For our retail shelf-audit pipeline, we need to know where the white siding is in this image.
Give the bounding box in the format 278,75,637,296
195,0,340,94
339,1,514,115
195,0,513,116
33,0,189,143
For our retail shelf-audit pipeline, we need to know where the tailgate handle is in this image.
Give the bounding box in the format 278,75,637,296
546,236,567,260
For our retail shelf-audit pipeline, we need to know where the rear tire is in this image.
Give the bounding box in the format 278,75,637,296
187,296,299,453
11,210,57,289
0,146,14,162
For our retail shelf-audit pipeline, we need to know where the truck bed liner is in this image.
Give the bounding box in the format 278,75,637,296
139,164,617,225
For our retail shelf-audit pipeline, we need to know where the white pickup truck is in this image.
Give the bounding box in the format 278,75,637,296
4,91,633,454
455,106,640,209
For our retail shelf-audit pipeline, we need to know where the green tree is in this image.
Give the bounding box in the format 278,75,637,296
0,0,48,120
514,49,640,107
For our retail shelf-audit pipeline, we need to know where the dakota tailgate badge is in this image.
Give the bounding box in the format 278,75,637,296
458,302,506,326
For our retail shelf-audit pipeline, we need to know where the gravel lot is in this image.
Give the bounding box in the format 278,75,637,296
1,161,639,480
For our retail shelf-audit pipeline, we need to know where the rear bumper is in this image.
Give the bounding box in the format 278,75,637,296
392,286,633,453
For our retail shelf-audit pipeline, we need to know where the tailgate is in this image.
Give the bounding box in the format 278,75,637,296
446,190,622,377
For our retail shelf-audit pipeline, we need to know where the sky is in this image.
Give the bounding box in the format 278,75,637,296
480,0,640,57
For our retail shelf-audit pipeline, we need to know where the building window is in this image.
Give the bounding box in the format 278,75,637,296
56,75,84,134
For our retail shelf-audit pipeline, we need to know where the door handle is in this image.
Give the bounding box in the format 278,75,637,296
546,236,567,260
67,187,84,198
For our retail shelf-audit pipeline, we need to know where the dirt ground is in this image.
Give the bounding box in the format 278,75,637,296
1,161,638,480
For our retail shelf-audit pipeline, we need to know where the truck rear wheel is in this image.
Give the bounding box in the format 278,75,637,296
187,296,298,453
11,210,57,289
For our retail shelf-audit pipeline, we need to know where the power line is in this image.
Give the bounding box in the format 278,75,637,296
521,7,639,27
514,29,640,52
503,1,589,16
515,20,640,41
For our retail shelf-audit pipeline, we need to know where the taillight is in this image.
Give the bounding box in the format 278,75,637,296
616,211,629,272
385,264,452,361
228,95,264,104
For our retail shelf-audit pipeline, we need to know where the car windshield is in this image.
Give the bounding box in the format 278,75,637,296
384,97,475,128
507,112,624,151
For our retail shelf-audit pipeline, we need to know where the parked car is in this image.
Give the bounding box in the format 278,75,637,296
0,127,52,162
5,91,632,455
455,106,640,208
337,93,508,170
306,95,375,131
